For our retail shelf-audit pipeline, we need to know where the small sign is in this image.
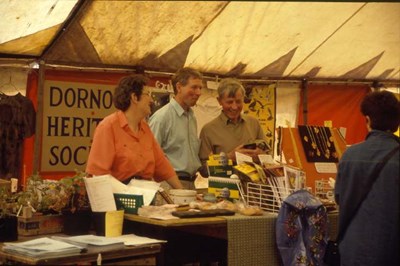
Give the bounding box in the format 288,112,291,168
324,120,333,127
314,163,337,173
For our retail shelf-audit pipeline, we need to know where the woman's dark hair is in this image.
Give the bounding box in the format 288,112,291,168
360,90,400,132
113,74,149,111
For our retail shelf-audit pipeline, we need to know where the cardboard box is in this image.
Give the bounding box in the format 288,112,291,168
0,179,11,192
207,154,233,177
208,176,241,201
18,214,63,236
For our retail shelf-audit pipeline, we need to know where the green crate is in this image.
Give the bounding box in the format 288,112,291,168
114,193,144,214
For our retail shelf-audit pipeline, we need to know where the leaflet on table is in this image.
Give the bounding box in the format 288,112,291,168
51,235,124,253
235,151,253,165
127,179,160,206
258,154,276,165
2,237,83,258
52,234,165,247
111,234,166,246
84,175,117,212
93,174,159,206
53,235,124,246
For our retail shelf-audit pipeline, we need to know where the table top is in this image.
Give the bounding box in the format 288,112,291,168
124,213,228,227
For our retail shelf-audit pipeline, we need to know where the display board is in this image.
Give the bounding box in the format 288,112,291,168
279,127,347,191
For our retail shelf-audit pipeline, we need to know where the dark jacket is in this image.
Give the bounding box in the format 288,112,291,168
335,130,400,266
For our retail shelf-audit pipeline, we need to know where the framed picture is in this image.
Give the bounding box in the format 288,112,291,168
284,165,306,190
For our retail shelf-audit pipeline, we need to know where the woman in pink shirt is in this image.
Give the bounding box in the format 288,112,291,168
86,74,183,189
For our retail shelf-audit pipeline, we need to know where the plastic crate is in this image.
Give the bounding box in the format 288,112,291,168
114,193,144,214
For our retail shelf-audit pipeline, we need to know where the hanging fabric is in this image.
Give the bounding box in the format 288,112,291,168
0,92,36,179
276,190,329,266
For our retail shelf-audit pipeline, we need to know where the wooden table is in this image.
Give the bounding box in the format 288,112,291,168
0,235,162,265
124,213,228,239
124,212,339,266
125,213,226,227
124,214,229,265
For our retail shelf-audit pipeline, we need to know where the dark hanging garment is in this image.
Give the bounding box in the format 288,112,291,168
0,92,36,179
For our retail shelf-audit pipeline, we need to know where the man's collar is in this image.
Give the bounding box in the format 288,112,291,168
220,112,245,125
171,98,193,116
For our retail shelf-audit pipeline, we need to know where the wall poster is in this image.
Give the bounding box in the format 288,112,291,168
41,77,172,173
243,83,276,155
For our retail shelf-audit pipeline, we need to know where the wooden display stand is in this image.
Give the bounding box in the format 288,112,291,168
279,127,347,192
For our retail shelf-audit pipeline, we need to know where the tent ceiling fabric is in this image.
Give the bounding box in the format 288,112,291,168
0,0,399,82
0,0,79,55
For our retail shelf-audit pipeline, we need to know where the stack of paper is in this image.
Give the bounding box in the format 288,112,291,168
52,235,124,247
84,176,117,212
53,234,165,248
111,234,166,246
51,235,125,252
85,175,160,208
2,237,83,259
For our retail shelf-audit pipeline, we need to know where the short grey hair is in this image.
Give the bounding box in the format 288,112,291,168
217,78,245,98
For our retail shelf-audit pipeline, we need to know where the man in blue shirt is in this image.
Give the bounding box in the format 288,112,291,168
149,67,203,189
334,90,400,266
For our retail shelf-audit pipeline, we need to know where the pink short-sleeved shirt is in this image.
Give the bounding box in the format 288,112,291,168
86,111,175,182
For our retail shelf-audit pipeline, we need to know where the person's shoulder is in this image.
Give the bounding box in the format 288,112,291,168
149,103,172,120
242,114,261,124
341,141,367,159
99,112,118,125
202,115,221,129
93,112,118,132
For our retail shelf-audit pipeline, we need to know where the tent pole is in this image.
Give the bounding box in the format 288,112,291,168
33,60,45,174
302,78,308,125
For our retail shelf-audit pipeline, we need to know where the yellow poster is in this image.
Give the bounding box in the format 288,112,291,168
243,84,276,155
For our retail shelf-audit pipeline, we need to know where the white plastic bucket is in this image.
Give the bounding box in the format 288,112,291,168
169,189,197,205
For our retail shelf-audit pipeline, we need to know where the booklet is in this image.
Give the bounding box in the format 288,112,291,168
2,237,83,258
55,235,124,246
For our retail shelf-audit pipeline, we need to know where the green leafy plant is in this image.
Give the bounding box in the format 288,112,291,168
0,185,18,218
59,171,90,213
17,173,70,214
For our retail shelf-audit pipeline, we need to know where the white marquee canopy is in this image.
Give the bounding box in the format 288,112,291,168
0,1,399,84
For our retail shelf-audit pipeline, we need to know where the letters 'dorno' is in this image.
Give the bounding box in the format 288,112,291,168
41,80,116,172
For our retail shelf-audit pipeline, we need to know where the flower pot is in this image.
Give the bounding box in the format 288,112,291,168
62,210,92,235
0,215,18,241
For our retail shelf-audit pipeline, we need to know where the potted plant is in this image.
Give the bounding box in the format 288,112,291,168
14,174,70,236
0,183,18,241
59,171,92,235
16,173,70,215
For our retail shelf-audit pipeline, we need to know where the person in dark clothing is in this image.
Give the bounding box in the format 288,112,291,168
334,90,400,266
